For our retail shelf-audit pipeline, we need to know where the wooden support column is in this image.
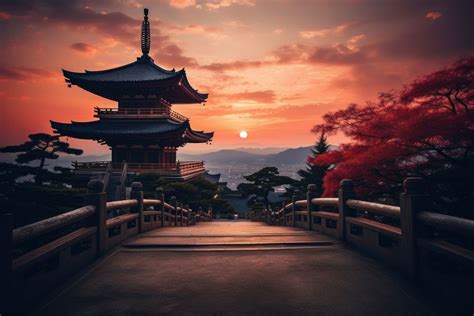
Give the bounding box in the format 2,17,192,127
337,179,355,241
307,184,319,231
86,180,107,256
400,177,428,280
155,187,165,227
170,196,177,226
130,182,144,233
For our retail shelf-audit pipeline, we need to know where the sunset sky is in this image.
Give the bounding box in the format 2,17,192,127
0,0,472,155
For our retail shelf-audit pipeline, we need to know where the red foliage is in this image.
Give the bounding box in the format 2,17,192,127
310,57,474,215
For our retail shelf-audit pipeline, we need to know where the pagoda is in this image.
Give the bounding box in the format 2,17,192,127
51,8,213,181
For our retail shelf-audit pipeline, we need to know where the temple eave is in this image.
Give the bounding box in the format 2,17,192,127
50,120,213,145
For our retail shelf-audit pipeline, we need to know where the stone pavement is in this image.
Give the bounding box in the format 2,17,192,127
37,221,438,315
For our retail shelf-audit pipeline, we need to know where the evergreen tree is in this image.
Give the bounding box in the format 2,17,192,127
0,133,83,184
294,132,331,194
238,167,295,209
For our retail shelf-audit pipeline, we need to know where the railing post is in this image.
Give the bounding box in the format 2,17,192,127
184,205,189,226
292,192,298,227
337,179,354,241
208,205,213,221
130,182,144,233
307,184,319,231
0,213,13,312
282,201,286,226
171,196,177,226
155,187,165,227
400,177,428,280
179,203,184,226
198,206,203,222
86,180,107,256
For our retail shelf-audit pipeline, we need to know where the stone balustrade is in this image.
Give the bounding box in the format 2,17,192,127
252,177,474,279
0,180,211,312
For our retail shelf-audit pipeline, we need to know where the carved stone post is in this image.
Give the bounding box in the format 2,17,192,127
184,205,189,226
337,179,355,241
307,184,319,231
0,213,13,312
170,196,177,226
155,187,165,227
179,203,184,226
400,177,428,280
130,182,144,233
292,191,298,227
282,201,286,226
188,208,193,225
198,206,203,223
86,180,107,256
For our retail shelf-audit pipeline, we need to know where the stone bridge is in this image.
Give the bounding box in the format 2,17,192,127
1,178,473,315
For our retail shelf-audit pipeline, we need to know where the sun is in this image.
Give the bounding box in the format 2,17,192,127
239,130,248,139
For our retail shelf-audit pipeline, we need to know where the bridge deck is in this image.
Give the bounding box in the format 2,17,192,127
38,221,438,315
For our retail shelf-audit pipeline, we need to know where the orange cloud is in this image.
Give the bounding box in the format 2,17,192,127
169,0,196,9
205,0,255,10
300,23,350,39
217,90,276,103
0,11,11,20
165,23,223,35
425,11,442,20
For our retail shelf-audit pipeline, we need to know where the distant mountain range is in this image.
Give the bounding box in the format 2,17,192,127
178,146,314,165
0,146,329,169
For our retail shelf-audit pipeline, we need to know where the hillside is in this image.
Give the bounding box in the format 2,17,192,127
178,146,313,165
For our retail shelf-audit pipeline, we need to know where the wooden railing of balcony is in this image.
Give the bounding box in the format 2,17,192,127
94,107,189,122
252,178,474,280
72,161,205,174
0,181,212,313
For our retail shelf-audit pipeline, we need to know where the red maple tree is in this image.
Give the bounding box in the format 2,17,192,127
310,57,474,217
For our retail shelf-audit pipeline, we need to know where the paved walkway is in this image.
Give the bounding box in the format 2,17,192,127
37,221,437,315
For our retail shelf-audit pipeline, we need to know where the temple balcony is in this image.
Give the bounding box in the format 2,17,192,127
94,107,189,122
72,160,206,181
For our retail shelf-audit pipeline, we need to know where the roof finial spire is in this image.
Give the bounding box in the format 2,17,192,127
141,8,150,56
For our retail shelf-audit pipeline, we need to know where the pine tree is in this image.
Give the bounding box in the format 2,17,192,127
295,132,331,194
0,133,83,184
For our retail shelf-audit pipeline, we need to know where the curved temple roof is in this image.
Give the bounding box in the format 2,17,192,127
50,119,213,146
63,56,208,103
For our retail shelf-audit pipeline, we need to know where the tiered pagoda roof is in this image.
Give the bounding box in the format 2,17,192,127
51,119,213,146
63,56,208,103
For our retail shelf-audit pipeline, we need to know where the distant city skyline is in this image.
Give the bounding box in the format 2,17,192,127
1,0,472,155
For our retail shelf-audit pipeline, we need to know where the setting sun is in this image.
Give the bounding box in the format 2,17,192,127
239,130,248,139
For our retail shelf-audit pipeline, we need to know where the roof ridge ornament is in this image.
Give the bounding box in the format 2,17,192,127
141,8,151,56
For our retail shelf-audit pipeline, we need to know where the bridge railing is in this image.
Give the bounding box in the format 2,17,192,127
255,177,474,279
0,180,210,312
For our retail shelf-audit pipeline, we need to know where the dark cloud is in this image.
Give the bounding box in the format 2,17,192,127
154,44,198,69
0,66,56,81
70,42,96,53
0,0,199,69
200,60,266,72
